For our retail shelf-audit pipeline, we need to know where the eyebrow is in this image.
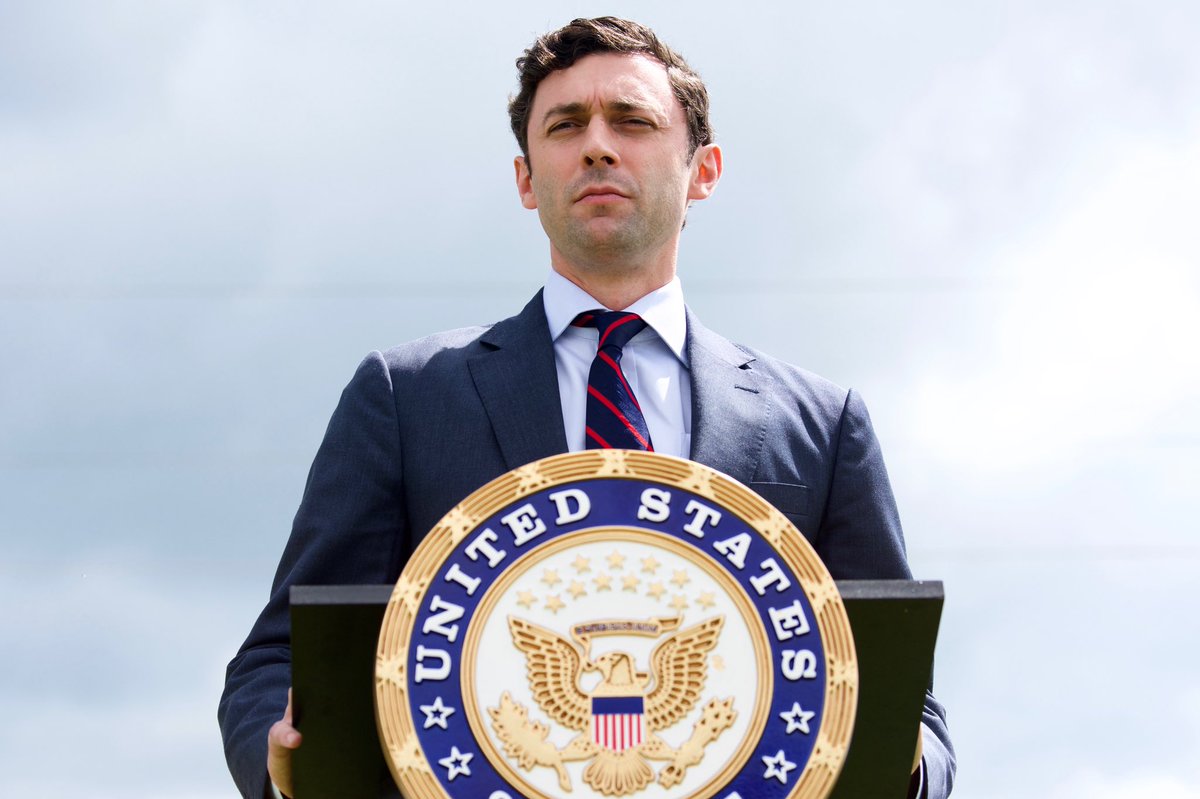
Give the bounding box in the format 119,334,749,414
540,98,660,127
541,102,588,126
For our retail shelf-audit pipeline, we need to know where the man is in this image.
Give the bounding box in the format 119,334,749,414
219,16,955,799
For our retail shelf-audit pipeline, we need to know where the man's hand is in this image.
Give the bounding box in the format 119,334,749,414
268,688,302,798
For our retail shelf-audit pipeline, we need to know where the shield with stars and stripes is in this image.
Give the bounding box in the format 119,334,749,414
591,696,645,752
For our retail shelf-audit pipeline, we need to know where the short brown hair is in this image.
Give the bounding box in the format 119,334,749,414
509,17,713,161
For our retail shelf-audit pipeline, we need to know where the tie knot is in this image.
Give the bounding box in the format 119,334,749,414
573,311,647,352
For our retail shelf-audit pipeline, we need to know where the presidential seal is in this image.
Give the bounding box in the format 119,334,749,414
376,451,857,799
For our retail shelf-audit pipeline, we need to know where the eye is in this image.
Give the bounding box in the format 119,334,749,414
621,117,653,127
548,119,580,134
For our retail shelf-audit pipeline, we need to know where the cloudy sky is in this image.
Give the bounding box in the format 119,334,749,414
2,1,1198,797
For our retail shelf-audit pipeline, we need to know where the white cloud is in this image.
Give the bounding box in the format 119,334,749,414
0,559,259,798
906,132,1200,471
1048,771,1200,799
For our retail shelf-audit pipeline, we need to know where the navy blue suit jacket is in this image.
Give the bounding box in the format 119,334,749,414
218,292,955,797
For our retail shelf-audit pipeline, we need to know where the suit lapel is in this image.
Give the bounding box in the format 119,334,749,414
468,291,569,470
686,308,768,486
467,296,766,480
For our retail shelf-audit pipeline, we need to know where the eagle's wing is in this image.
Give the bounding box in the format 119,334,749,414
507,616,591,732
643,616,724,731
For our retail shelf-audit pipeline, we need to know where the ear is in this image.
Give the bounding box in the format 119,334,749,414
687,143,723,201
514,155,538,210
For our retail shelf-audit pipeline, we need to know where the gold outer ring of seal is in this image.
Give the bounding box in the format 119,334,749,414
375,450,858,799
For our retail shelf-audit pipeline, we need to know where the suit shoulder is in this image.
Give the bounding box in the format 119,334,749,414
329,324,496,402
373,322,495,373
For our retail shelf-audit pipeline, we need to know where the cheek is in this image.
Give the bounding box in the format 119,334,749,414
530,167,566,204
644,161,691,206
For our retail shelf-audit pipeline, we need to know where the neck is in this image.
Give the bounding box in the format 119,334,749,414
549,249,677,311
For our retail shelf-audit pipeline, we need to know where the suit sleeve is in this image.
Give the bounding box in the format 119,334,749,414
815,388,910,580
217,352,409,799
921,689,957,798
818,389,956,798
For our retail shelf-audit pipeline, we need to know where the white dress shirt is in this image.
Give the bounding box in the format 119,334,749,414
542,270,692,458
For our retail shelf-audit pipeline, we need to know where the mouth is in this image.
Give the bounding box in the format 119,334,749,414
575,185,629,204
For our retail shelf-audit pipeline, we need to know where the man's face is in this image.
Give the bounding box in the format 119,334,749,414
515,53,714,271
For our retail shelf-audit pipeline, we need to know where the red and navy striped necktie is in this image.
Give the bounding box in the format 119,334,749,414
573,310,655,451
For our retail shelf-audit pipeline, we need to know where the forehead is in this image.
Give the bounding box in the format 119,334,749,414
530,52,681,119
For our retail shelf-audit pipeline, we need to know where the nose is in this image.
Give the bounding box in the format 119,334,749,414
581,119,619,167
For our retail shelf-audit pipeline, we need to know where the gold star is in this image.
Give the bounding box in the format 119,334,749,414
389,741,427,771
377,654,407,687
696,591,716,609
567,580,587,599
514,469,550,494
622,573,640,592
571,554,591,574
640,556,661,574
607,551,626,570
711,654,725,671
670,569,690,588
646,581,667,600
593,574,613,591
516,590,537,609
544,594,565,614
541,569,562,587
669,594,689,611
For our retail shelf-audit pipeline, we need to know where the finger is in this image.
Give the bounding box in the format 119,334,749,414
272,689,301,748
269,717,302,750
268,691,301,797
268,722,300,795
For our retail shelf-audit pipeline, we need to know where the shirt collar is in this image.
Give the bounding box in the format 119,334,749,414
543,269,689,365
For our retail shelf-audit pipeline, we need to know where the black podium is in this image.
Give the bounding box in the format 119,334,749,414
290,580,942,799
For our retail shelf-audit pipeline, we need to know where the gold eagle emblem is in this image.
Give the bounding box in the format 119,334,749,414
488,614,737,795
